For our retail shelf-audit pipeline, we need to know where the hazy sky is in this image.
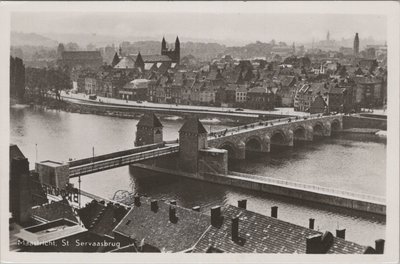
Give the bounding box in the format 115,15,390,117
11,12,387,45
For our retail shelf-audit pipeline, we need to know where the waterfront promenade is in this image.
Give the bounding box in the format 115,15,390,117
59,91,309,118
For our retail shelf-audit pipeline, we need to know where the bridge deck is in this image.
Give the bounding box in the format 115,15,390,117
69,145,179,178
208,114,342,140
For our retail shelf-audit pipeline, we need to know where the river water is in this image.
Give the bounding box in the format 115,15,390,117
10,106,386,247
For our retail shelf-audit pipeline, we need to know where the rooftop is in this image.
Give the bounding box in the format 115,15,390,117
15,218,86,245
113,198,210,252
137,113,163,128
192,205,369,254
31,199,78,224
179,118,208,134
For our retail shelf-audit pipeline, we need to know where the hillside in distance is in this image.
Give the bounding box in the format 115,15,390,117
11,32,288,61
11,32,58,47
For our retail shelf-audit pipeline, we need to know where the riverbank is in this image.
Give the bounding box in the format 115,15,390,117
18,96,283,124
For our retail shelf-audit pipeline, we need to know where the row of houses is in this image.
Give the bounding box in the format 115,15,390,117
68,49,386,113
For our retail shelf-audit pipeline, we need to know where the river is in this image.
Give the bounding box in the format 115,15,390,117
10,105,386,247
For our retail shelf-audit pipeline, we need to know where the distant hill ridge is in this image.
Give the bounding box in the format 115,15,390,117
11,32,58,47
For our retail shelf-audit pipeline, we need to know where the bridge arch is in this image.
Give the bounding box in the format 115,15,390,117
245,135,263,152
270,130,287,146
218,141,238,160
293,125,307,141
313,122,325,136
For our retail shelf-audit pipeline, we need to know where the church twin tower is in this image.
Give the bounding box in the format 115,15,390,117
161,36,180,64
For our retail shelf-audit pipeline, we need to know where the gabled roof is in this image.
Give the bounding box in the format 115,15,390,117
113,198,210,252
192,205,368,254
179,118,207,134
137,113,163,128
10,144,25,162
78,201,128,238
114,57,136,69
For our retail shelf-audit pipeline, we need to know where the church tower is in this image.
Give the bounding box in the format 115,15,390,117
353,33,359,57
327,31,330,42
160,36,180,64
161,37,167,54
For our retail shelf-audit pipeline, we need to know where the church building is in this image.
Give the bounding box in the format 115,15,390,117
114,37,180,71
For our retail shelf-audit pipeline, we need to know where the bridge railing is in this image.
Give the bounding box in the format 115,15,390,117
68,142,165,167
69,145,179,178
208,113,342,139
229,171,385,204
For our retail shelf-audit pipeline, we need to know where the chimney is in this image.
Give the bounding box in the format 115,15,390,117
231,216,239,241
306,234,323,254
309,218,315,229
375,239,385,254
211,206,221,227
321,231,334,251
238,199,247,209
306,231,334,254
336,228,346,239
170,200,177,205
150,200,158,212
192,206,200,212
271,206,278,218
169,206,177,223
134,195,141,206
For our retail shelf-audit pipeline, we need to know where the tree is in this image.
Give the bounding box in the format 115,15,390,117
10,56,25,101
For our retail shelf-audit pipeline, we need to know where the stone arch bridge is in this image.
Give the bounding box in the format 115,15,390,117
207,114,343,160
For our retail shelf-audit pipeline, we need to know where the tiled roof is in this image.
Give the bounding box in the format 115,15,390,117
192,205,368,254
78,201,129,238
113,198,210,252
179,118,208,134
141,55,172,63
31,199,78,223
137,113,163,128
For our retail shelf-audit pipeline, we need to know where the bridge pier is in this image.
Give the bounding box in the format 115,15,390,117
323,122,332,137
236,141,246,160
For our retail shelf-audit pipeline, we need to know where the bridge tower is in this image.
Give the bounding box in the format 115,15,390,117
135,113,163,147
178,118,208,173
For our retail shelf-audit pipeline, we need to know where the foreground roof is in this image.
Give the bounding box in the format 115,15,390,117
192,205,369,254
113,198,210,252
31,199,78,224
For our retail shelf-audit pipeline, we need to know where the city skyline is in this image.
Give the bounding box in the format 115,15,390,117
11,12,387,46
